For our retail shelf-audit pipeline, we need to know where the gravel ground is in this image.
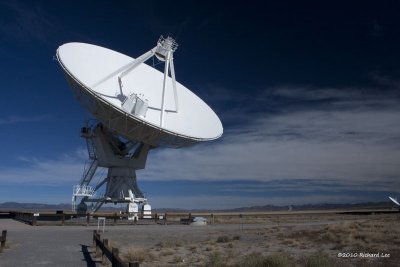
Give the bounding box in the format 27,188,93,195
97,214,399,267
0,214,398,267
0,219,98,267
97,222,335,266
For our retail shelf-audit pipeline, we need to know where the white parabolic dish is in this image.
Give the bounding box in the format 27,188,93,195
57,42,223,148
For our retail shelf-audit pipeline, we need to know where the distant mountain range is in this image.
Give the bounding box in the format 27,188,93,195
0,201,395,212
225,201,394,212
0,202,71,211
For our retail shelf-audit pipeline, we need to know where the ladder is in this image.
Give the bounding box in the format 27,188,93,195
80,127,98,186
80,159,98,186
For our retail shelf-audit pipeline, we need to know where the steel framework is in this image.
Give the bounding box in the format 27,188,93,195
72,122,152,214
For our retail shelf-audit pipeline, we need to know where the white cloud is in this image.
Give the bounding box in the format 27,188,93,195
0,149,86,185
141,87,400,194
1,86,399,206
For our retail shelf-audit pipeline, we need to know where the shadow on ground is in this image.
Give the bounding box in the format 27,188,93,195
80,244,102,267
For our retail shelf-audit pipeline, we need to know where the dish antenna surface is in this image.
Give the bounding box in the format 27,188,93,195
57,36,223,216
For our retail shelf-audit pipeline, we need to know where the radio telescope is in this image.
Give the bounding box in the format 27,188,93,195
57,36,223,217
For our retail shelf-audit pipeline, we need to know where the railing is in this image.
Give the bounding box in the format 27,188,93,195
0,210,336,227
5,210,310,227
0,230,7,253
86,138,97,159
93,230,139,267
3,209,390,227
73,185,95,197
10,211,168,226
80,159,98,185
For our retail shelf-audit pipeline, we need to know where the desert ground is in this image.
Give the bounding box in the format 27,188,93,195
99,212,400,267
0,212,399,266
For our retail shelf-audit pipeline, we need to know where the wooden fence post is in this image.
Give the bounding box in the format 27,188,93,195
93,230,97,247
164,213,168,225
112,247,119,267
94,230,100,254
113,213,117,225
0,230,7,252
91,230,141,267
32,215,37,226
211,213,214,225
103,239,108,262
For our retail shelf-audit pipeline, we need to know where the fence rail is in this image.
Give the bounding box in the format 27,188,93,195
1,209,395,227
0,230,7,253
93,230,139,267
7,211,211,226
9,211,169,226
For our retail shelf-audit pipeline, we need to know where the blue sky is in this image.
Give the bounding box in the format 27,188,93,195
0,1,399,209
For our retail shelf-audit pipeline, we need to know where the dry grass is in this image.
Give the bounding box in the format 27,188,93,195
205,251,226,267
232,235,241,240
301,250,340,267
284,218,400,254
122,247,155,263
106,240,117,249
205,245,215,251
156,239,186,248
171,255,184,263
100,213,400,266
160,248,174,256
240,252,294,267
216,235,230,243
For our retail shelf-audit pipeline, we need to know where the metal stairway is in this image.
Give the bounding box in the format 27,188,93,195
80,128,98,186
86,137,96,160
72,126,98,211
80,158,98,186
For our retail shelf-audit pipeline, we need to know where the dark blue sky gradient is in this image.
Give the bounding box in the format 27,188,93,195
0,1,399,208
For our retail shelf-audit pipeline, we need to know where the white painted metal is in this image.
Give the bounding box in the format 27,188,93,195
72,185,95,212
389,196,400,206
128,203,138,213
142,203,152,219
57,36,223,148
91,49,154,89
97,217,106,232
191,217,207,226
72,123,151,213
119,49,155,81
160,50,171,127
127,193,139,221
58,36,222,215
169,57,179,111
73,185,95,197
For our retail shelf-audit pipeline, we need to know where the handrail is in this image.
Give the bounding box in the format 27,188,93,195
93,230,139,267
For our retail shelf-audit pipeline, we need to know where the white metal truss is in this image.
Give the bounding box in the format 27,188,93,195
92,35,180,127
